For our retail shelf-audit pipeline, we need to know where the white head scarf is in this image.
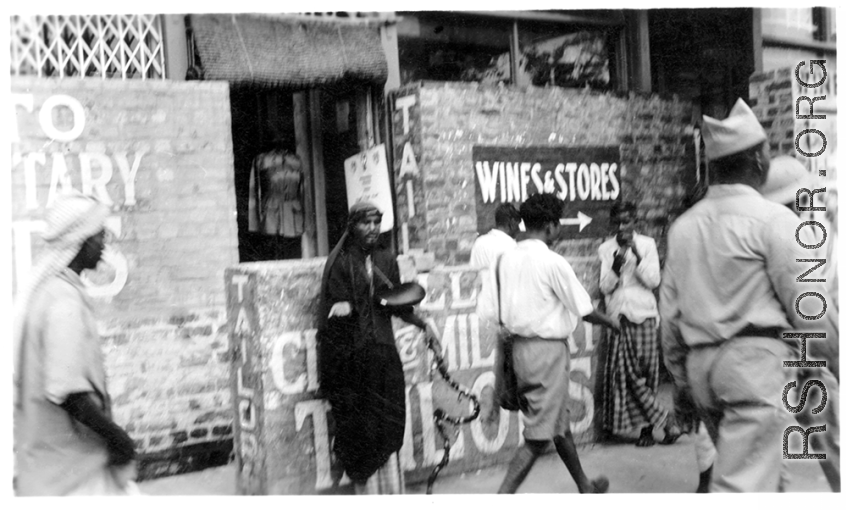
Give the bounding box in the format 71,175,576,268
13,191,110,405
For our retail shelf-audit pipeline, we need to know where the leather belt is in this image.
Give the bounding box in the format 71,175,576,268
687,326,784,351
736,325,783,339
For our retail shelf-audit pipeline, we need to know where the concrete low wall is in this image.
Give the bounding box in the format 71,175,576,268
225,257,602,495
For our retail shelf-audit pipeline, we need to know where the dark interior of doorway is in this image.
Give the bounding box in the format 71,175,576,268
316,83,365,252
229,83,370,262
230,85,300,263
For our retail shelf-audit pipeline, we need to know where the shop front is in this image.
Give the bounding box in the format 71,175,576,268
10,10,795,492
222,76,699,493
188,14,392,262
10,12,401,482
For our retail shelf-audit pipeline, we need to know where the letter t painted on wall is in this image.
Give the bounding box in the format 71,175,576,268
395,95,416,136
233,274,249,302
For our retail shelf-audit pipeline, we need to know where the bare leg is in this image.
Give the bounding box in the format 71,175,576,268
554,431,609,493
497,440,546,494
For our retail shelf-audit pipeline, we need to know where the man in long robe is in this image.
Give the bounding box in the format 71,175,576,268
14,192,138,496
317,201,439,494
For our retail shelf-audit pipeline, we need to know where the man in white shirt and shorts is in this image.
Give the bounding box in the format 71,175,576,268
494,193,619,494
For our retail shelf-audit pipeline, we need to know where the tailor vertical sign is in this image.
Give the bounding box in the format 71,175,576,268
473,145,621,238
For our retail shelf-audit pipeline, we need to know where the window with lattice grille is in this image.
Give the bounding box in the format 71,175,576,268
10,15,166,79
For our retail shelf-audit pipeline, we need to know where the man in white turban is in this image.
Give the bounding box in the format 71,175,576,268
14,192,138,496
660,99,838,492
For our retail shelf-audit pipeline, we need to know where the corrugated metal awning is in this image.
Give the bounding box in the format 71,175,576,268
189,14,388,87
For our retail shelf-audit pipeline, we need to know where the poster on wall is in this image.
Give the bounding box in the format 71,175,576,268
344,144,394,232
473,145,621,239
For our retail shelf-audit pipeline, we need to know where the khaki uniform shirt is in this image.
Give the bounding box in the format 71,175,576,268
660,184,838,383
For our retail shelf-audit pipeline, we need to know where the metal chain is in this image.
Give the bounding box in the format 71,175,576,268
425,337,480,494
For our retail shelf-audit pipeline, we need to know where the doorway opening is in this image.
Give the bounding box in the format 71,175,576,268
229,83,380,263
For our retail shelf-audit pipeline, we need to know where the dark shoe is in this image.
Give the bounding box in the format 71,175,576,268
600,432,631,445
635,426,655,447
696,465,713,493
587,476,610,493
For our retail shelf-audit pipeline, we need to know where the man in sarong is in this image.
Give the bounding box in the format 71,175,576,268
317,201,440,494
599,201,678,446
494,193,618,494
14,192,138,496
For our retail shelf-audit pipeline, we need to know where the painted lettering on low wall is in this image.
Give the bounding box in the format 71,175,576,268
226,264,600,493
229,273,266,495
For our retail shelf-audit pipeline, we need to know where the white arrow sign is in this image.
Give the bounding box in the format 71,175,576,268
559,211,593,232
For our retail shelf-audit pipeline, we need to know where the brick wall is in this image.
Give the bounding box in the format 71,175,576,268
390,81,695,291
749,68,796,156
11,77,239,473
749,65,838,180
386,82,695,458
